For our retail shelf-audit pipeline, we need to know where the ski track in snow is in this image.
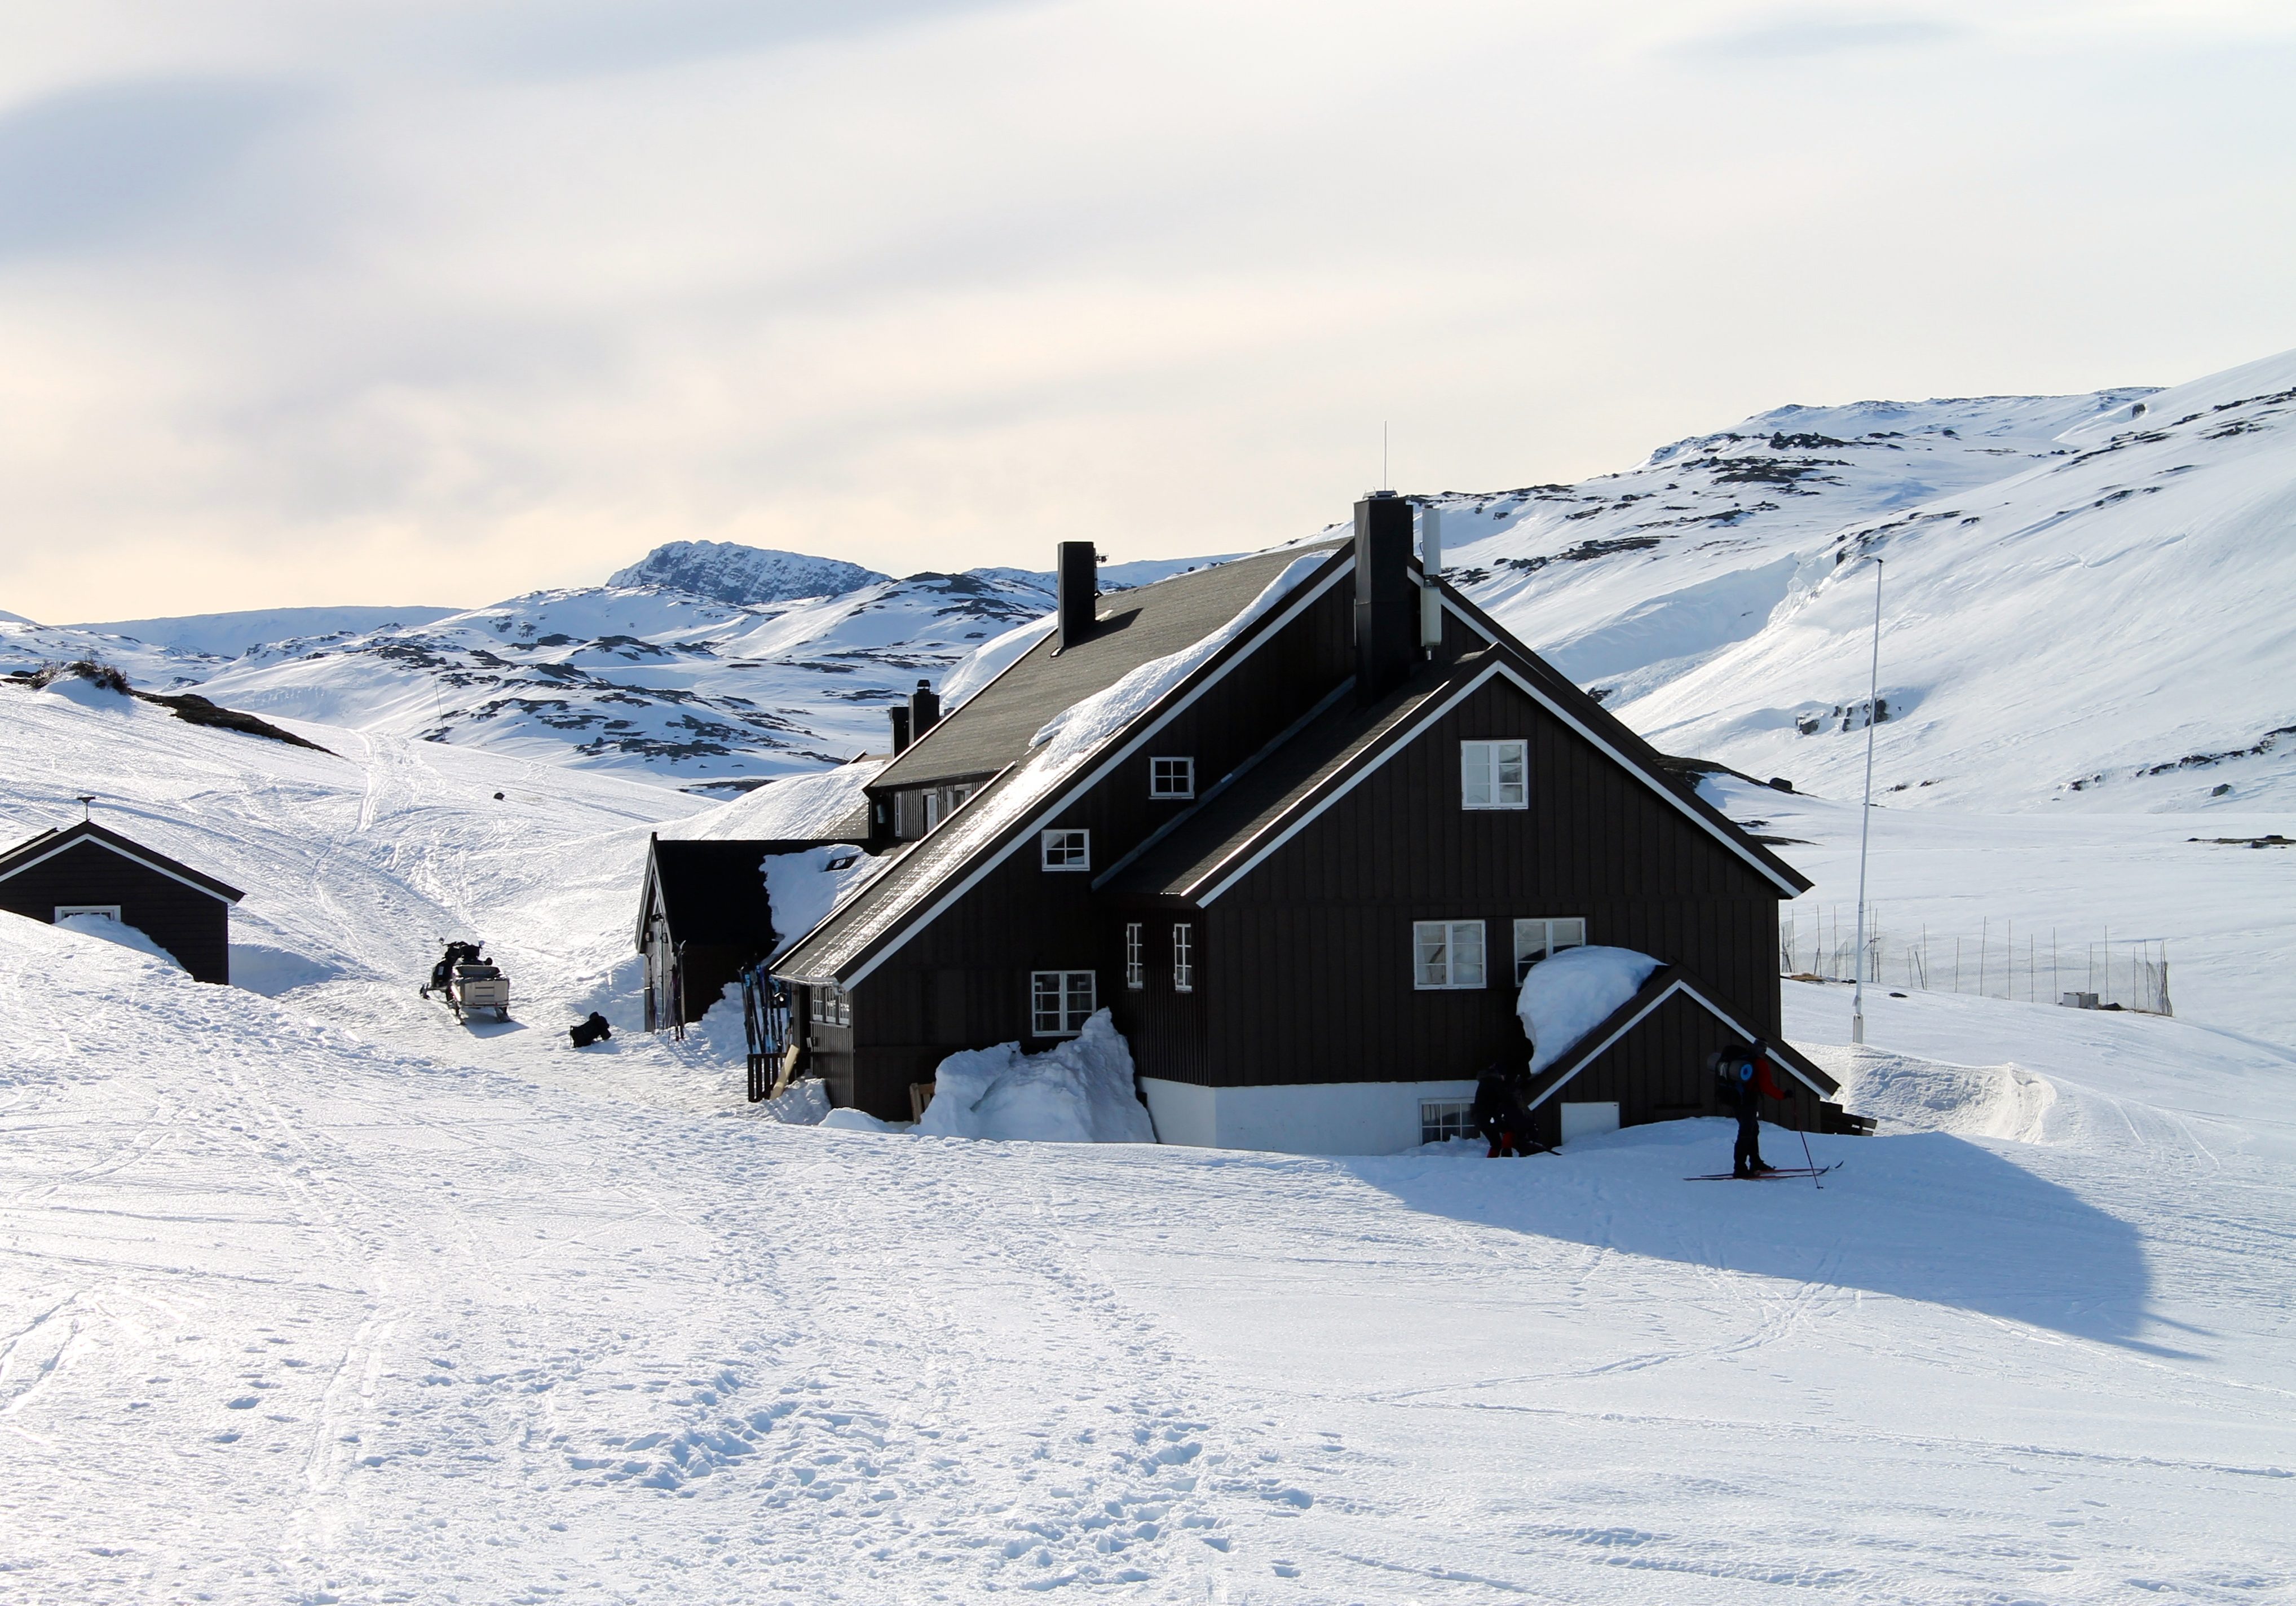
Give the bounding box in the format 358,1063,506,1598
2,677,2294,1601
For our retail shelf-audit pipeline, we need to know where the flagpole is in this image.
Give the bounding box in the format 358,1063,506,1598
1852,558,1883,1045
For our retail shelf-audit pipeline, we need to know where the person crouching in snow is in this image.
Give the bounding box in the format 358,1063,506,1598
1472,1062,1534,1158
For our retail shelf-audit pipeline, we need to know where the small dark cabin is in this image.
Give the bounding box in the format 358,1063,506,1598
774,501,1856,1154
636,836,857,1031
0,818,244,983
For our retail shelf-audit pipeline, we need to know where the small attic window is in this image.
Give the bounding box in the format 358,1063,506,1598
1462,740,1528,810
1150,757,1194,799
1040,828,1090,871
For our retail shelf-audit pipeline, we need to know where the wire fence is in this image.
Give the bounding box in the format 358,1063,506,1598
1779,908,2173,1016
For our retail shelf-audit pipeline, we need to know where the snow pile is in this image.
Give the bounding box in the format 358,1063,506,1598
1808,1043,2057,1142
674,759,885,841
821,1106,895,1132
37,671,136,712
757,1076,832,1126
916,1010,1155,1144
1518,946,1661,1073
761,844,882,959
54,911,180,969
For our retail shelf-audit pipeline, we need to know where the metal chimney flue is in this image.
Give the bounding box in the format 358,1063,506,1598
1353,493,1415,703
888,704,912,755
909,678,941,740
1056,541,1098,653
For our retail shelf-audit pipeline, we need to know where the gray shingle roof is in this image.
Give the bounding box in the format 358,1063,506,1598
873,546,1344,791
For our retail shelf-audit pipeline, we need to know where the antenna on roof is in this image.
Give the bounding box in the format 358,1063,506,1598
1383,421,1389,492
75,795,95,822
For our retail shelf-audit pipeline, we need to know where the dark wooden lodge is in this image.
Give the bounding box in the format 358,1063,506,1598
0,817,244,983
775,498,1855,1152
637,835,861,1031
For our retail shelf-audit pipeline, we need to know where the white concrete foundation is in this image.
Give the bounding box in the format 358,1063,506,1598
1138,1076,1480,1155
1560,1101,1621,1143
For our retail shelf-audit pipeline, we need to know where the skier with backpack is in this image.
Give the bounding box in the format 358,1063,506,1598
1716,1040,1790,1177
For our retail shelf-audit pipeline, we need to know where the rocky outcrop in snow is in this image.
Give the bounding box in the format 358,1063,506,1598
606,541,888,606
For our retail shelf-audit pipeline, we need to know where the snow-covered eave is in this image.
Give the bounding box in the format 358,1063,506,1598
778,548,1359,990
1522,964,1838,1114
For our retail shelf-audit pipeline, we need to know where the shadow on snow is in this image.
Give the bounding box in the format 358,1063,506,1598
1339,1118,2185,1356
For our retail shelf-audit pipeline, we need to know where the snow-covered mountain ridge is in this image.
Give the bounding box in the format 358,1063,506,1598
7,347,2289,808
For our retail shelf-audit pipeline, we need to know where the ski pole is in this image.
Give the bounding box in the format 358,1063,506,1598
1796,1110,1820,1190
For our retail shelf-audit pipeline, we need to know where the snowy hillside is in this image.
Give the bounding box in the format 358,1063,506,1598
190,566,1064,783
1607,350,2296,809
3,682,2292,1601
3,548,1241,790
1416,386,2154,698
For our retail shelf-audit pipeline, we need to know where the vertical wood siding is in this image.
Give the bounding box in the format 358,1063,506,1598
0,842,233,983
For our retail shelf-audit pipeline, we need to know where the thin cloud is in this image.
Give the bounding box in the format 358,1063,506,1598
0,78,303,258
1665,12,1965,61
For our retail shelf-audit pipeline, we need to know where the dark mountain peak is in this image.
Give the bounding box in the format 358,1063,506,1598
607,541,889,607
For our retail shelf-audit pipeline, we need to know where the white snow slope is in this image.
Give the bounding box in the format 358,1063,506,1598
5,608,2295,1603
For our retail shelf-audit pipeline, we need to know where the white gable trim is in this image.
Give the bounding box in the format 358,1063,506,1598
1522,973,1834,1111
0,833,238,904
833,553,1355,989
1186,656,1802,906
1486,660,1804,896
1187,664,1504,905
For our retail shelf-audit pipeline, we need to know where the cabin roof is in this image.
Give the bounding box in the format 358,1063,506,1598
1106,637,1814,904
1518,962,1840,1106
1103,656,1483,901
637,836,825,951
871,544,1348,792
0,818,244,903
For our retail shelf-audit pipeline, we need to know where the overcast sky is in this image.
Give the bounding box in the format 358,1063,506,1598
2,1,2290,622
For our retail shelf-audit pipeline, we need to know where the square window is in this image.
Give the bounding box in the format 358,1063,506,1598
1412,920,1486,989
1420,1099,1475,1146
1040,828,1090,871
1172,923,1194,992
1512,916,1589,983
1150,756,1195,799
1032,970,1096,1035
1124,923,1144,990
1462,740,1530,810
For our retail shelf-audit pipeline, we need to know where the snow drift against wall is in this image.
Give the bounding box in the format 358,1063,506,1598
1518,946,1660,1074
917,1011,1156,1143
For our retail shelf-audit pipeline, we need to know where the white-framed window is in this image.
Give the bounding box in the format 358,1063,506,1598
1040,828,1090,871
809,983,851,1027
1172,923,1194,992
54,904,122,921
1462,740,1529,810
1031,970,1096,1036
1413,920,1487,990
1150,756,1195,799
1124,923,1145,990
1419,1099,1475,1146
923,791,942,830
1513,916,1589,983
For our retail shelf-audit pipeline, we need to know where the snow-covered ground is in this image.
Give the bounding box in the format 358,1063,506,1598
5,636,2294,1601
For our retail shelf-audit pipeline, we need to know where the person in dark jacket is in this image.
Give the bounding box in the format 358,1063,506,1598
1472,1064,1534,1158
568,1011,613,1048
1725,1040,1791,1176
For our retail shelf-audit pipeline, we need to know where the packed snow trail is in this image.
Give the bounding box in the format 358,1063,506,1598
4,681,2295,1601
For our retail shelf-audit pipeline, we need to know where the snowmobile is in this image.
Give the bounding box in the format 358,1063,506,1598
421,938,511,1023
